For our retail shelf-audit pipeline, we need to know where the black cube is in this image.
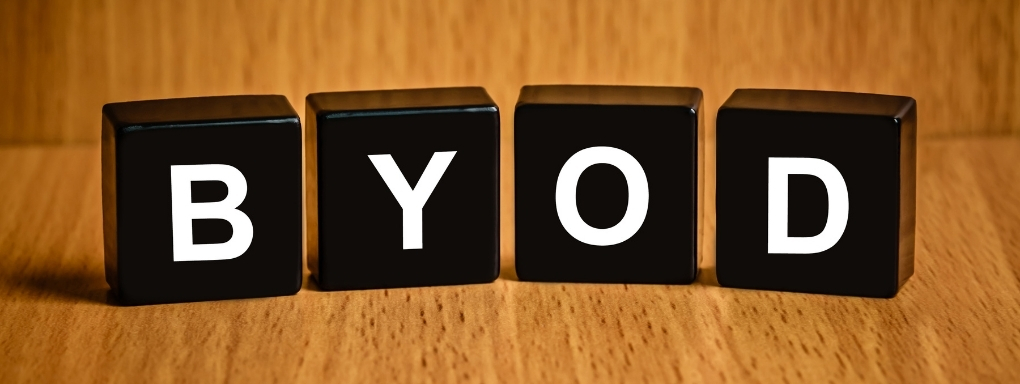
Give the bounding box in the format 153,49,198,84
306,87,500,290
102,95,303,305
716,89,916,298
514,85,704,284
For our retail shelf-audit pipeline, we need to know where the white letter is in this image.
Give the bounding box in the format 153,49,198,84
768,157,849,254
555,146,649,246
170,164,254,262
368,151,456,249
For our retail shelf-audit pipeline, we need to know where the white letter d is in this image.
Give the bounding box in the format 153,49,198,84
768,157,849,254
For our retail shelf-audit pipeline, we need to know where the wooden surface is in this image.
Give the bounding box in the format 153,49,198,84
1,0,1019,144
2,137,1019,383
2,1,1020,382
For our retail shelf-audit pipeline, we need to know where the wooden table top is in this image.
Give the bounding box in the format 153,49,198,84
1,136,1019,383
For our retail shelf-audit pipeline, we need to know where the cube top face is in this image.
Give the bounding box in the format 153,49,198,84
518,84,702,109
102,95,303,305
307,87,496,116
716,89,916,298
103,95,298,130
307,87,499,291
720,89,915,118
515,85,703,284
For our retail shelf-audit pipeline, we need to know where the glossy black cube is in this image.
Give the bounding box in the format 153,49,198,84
514,85,703,284
716,89,916,298
306,87,500,290
102,95,303,305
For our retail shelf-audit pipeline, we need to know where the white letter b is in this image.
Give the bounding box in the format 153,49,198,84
170,164,254,262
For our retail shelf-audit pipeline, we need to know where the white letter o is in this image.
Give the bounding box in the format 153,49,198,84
555,146,649,246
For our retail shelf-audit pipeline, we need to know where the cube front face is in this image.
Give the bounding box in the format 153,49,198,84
514,86,702,284
716,90,915,298
103,97,303,305
309,90,500,290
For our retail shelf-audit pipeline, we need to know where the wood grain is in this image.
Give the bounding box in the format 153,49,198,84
2,1,1019,382
1,0,1018,144
1,137,1019,383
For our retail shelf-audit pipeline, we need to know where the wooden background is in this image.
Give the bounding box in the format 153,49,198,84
2,1,1020,383
1,0,1018,143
